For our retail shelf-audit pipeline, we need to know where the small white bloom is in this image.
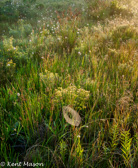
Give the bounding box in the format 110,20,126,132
78,51,81,55
77,135,81,138
65,37,67,39
17,93,20,97
7,64,10,67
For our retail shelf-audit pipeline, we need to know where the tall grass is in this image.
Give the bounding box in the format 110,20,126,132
0,0,138,167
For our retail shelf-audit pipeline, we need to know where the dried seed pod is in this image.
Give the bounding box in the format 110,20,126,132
62,106,81,126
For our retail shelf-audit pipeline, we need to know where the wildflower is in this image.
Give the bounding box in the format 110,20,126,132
78,51,81,55
17,93,20,97
7,64,10,67
77,32,79,34
65,37,68,39
77,135,81,138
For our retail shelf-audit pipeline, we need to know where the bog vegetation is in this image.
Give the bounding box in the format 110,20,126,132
0,0,138,167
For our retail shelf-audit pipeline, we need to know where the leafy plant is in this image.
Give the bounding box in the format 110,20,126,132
121,130,132,167
110,124,119,151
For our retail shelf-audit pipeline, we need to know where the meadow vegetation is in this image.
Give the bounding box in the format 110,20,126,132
0,0,138,167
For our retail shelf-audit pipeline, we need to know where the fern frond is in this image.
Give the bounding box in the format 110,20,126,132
121,129,132,167
110,124,119,151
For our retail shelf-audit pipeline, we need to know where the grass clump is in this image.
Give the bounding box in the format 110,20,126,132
85,0,133,21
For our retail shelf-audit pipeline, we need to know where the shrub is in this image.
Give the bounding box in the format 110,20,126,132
9,20,32,38
0,1,19,22
35,3,45,10
1,36,28,65
54,85,90,110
